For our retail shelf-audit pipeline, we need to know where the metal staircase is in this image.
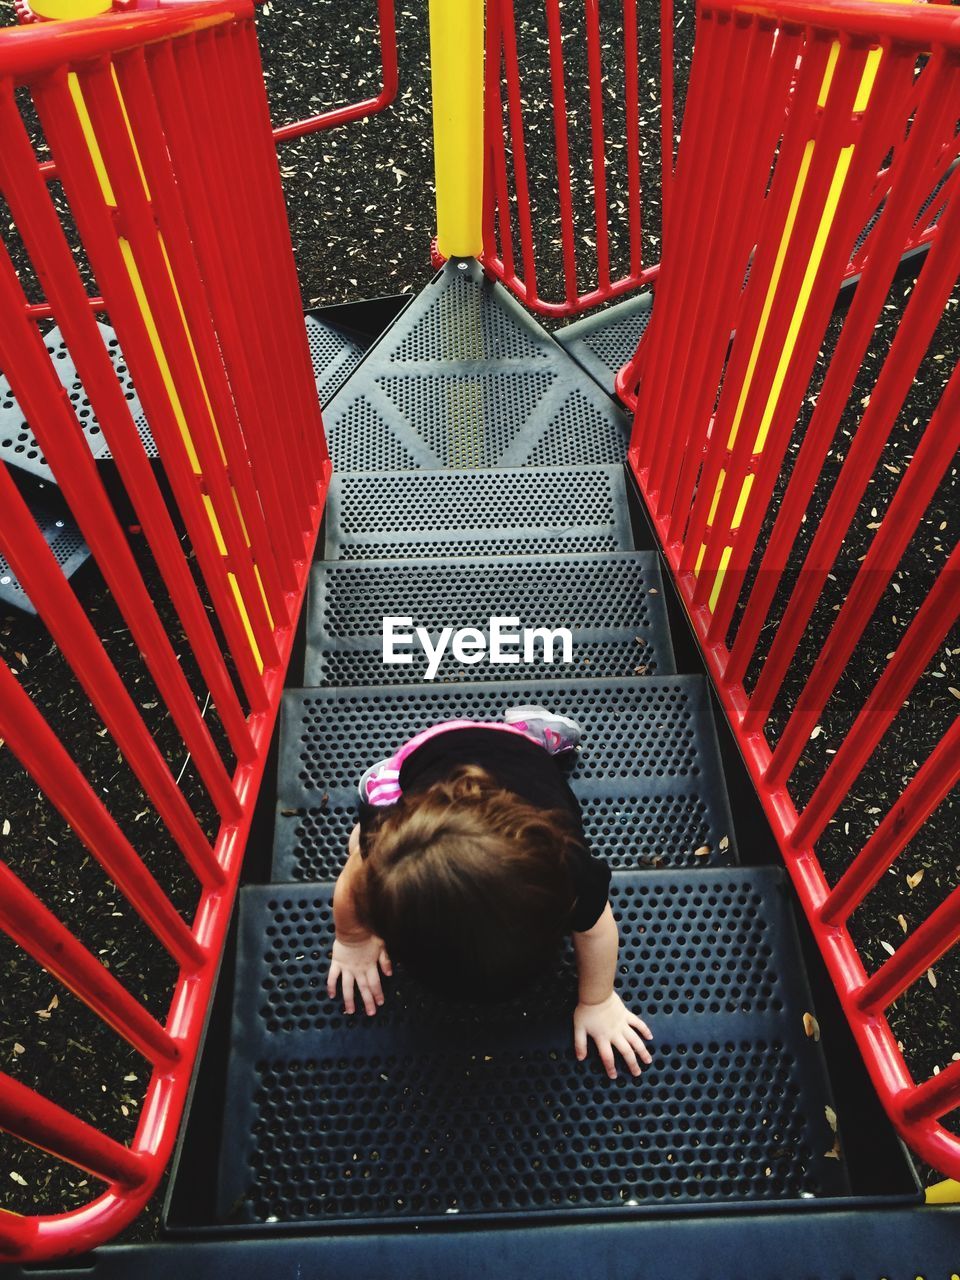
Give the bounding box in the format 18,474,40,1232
212,261,851,1228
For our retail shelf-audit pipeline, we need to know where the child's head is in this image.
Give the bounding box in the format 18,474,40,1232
355,765,580,1001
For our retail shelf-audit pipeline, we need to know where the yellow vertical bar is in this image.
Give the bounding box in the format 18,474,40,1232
429,0,485,258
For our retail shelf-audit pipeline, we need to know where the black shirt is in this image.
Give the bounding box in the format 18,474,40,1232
357,727,611,932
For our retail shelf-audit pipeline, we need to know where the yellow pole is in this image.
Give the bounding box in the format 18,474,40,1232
429,0,485,259
30,0,110,17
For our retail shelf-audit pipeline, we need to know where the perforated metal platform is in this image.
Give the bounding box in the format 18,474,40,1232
321,260,631,471
273,676,737,881
322,464,633,560
305,314,366,404
304,551,674,687
217,866,847,1227
555,293,654,397
0,322,152,483
0,316,360,487
0,500,91,614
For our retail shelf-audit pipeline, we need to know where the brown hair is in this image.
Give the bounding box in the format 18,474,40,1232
354,765,580,1001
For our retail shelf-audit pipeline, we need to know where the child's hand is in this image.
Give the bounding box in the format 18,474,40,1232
573,992,653,1079
327,934,392,1016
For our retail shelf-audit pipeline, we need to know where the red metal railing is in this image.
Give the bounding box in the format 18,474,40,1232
629,0,960,1178
0,0,329,1260
481,0,676,317
268,0,397,143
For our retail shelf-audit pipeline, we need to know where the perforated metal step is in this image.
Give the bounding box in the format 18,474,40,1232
0,499,91,615
322,260,630,471
555,293,654,397
273,676,737,881
305,314,366,404
217,866,847,1227
322,464,633,560
304,551,674,688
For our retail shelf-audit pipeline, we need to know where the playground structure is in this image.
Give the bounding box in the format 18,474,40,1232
0,0,958,1271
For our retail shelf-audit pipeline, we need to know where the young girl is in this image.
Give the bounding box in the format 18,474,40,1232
326,705,654,1080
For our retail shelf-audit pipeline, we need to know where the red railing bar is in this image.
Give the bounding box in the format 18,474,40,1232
629,13,726,471
482,0,516,283
770,363,960,794
544,0,580,310
499,0,539,302
623,0,642,278
0,545,321,1260
858,887,960,1017
690,41,914,596
0,0,250,81
34,69,271,722
201,31,315,518
705,0,960,45
746,186,960,739
789,539,960,852
480,253,659,317
0,863,179,1066
0,1074,148,1189
148,40,304,582
721,60,958,676
176,36,313,544
584,0,612,294
0,464,225,891
820,717,960,927
0,86,256,770
0,659,204,971
669,22,808,554
269,0,397,143
903,1056,960,1125
25,295,106,318
0,226,241,822
113,47,291,634
206,31,319,513
225,26,328,496
81,58,284,672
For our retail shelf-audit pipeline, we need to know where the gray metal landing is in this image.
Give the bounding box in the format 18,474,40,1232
321,260,631,472
555,292,654,398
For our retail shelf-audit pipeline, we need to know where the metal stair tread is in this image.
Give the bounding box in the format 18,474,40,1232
321,261,630,471
272,675,738,881
216,866,848,1228
322,463,633,560
304,550,675,687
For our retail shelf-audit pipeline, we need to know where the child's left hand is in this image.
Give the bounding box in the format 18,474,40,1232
573,992,653,1079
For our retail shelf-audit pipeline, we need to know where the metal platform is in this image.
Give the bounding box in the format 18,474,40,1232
304,551,674,687
305,314,366,404
322,464,633,560
321,261,631,471
0,316,358,489
554,293,654,397
0,322,152,484
216,866,846,1228
272,676,738,881
0,499,91,614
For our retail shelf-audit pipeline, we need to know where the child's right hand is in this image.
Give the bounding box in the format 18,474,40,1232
327,934,392,1016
